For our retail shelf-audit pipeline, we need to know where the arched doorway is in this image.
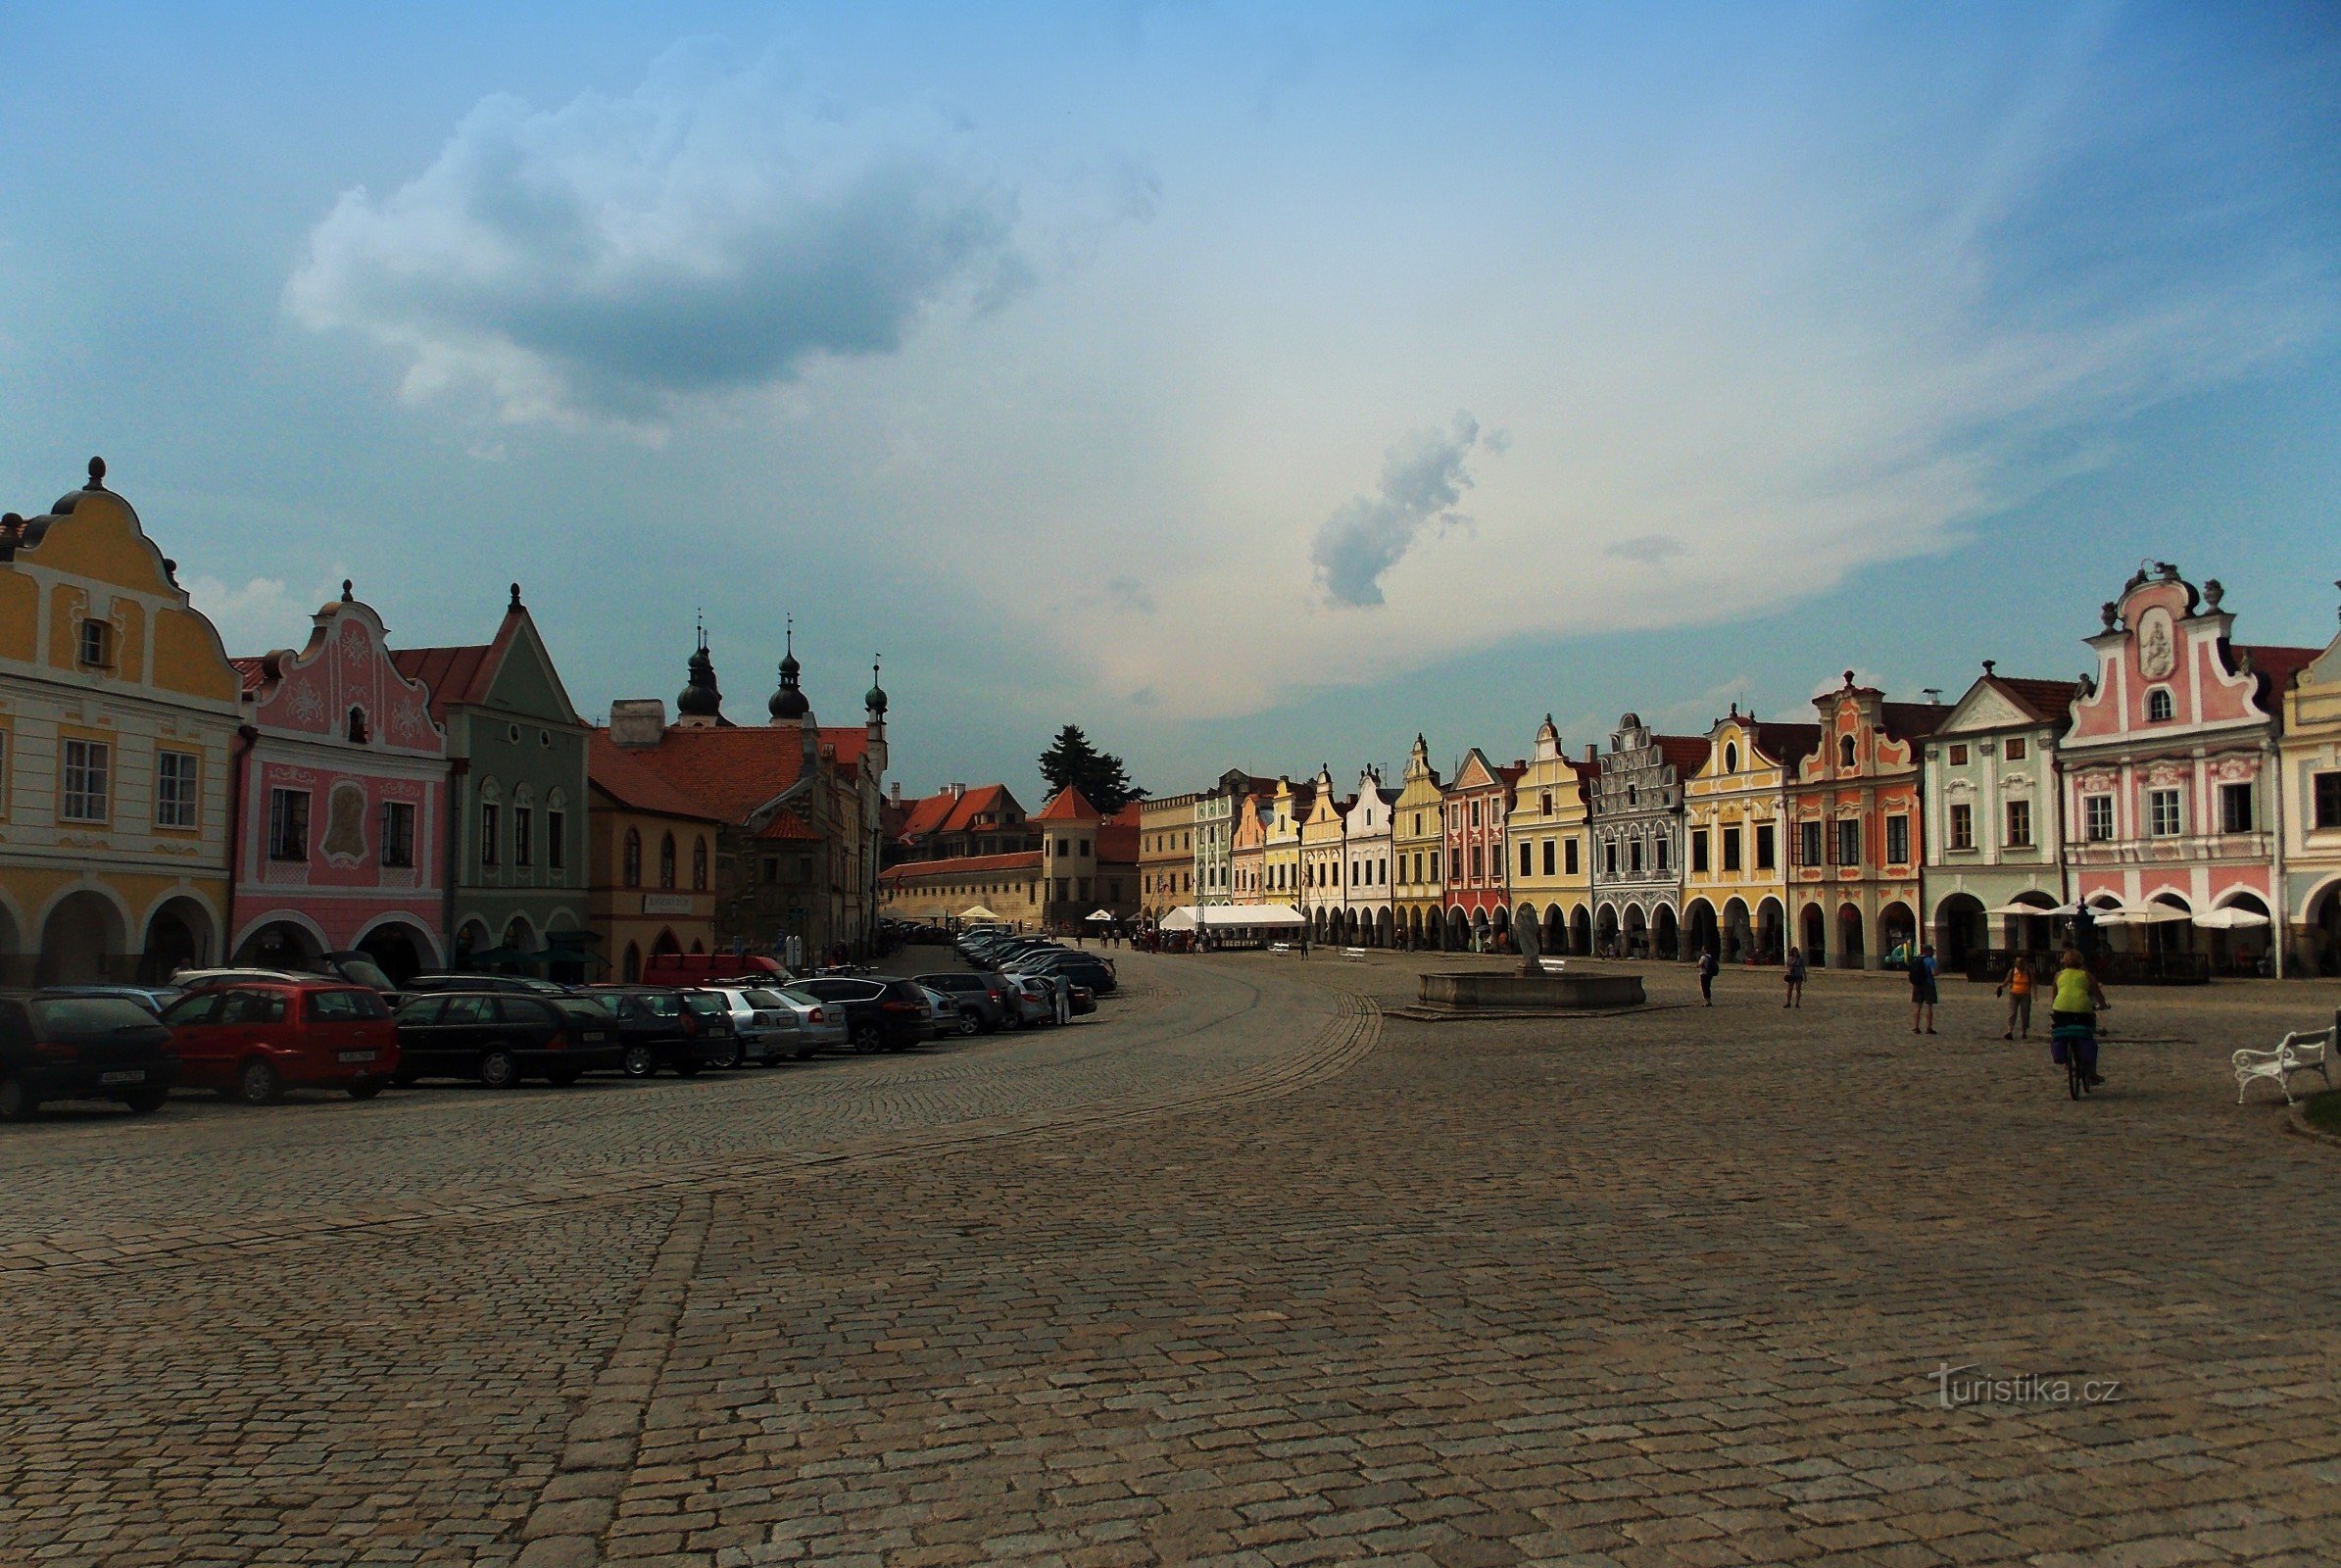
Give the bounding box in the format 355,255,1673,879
2307,882,2341,978
1722,898,1752,963
1800,904,1827,968
1447,906,1470,951
1933,894,1986,972
452,919,491,971
1541,904,1564,956
1404,906,1421,949
653,928,682,956
37,890,127,985
1489,905,1510,952
2000,894,2057,957
139,896,213,982
1835,904,1866,969
1470,907,1491,952
1570,905,1591,956
622,942,643,981
235,917,323,970
1878,902,1917,968
2206,893,2271,977
1652,904,1680,961
1684,900,1719,960
1622,904,1648,958
356,920,434,984
1756,898,1784,964
1376,908,1391,948
0,899,22,987
1596,904,1621,957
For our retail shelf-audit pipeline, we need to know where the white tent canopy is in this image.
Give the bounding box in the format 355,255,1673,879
1157,905,1307,931
958,905,1001,921
2091,904,2193,926
1083,908,1117,922
1983,900,2065,917
2193,906,2271,930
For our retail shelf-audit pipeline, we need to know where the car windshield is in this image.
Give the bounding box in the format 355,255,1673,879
30,997,168,1035
743,989,788,1008
331,956,398,992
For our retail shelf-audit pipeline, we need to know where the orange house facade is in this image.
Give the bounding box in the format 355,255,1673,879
1787,673,1946,969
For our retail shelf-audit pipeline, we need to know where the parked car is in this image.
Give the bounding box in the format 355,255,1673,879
997,974,1058,1029
404,973,574,998
919,986,979,1038
759,987,850,1056
700,987,820,1065
910,972,1012,1033
37,983,187,1016
1003,969,1075,1026
0,993,178,1119
161,981,399,1103
678,990,744,1067
1017,950,1119,995
790,976,935,1052
171,966,314,991
578,987,709,1078
1065,981,1097,1017
392,993,625,1087
640,952,792,989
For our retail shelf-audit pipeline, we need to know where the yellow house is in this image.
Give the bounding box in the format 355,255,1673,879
1503,716,1597,956
1297,764,1351,941
1261,775,1312,911
0,459,242,983
1681,706,1819,964
1391,734,1447,949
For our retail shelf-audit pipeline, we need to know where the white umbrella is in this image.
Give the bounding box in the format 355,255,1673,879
1984,901,2062,917
1083,908,1116,922
959,905,1001,920
2093,904,2193,925
2193,906,2271,930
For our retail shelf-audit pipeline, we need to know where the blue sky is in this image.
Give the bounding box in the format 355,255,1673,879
4,2,2337,806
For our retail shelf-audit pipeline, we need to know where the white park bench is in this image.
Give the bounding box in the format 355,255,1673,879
1341,947,1368,962
2232,1012,2337,1104
1536,956,1567,975
1268,942,1293,956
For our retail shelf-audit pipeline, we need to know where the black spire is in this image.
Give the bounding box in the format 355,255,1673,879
769,615,809,721
864,656,888,718
678,617,723,718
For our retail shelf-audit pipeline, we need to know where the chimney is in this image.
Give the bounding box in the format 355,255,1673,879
949,781,966,799
890,781,902,803
609,699,667,748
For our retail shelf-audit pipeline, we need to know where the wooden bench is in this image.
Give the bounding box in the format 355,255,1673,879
1341,947,1368,962
2233,1012,2337,1104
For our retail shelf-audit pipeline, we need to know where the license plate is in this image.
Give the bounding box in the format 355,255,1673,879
337,1051,376,1063
99,1070,145,1085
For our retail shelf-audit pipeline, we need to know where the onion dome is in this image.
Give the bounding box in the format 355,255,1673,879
677,631,723,718
769,620,809,721
864,660,888,718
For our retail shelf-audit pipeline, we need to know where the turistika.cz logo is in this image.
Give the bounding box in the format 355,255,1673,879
1929,1363,2123,1409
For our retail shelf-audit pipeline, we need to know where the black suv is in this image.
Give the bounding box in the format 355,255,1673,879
393,993,626,1088
1,993,178,1119
1016,951,1118,995
579,987,710,1078
791,977,934,1052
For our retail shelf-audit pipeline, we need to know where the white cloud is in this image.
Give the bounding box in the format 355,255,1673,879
286,42,1021,433
183,571,348,658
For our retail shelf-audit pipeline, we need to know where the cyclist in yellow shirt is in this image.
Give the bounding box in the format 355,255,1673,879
2050,950,2108,1087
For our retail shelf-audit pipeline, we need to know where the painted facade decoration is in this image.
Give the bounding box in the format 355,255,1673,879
1591,716,1704,960
1920,664,2078,972
1681,708,1815,966
0,460,241,984
1788,674,1944,970
1442,748,1522,950
2278,591,2341,975
393,585,592,979
1390,735,1446,949
2062,565,2315,977
1194,770,1272,906
1261,775,1312,911
1504,717,1597,957
1341,768,1397,947
1229,790,1270,906
230,582,449,980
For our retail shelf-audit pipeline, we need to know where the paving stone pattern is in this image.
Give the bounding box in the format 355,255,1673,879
3,951,2338,1566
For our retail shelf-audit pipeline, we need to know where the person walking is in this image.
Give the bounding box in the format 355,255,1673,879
2050,949,2108,1087
1995,956,2036,1041
1696,946,1719,1005
1783,946,1806,1007
1909,943,1939,1034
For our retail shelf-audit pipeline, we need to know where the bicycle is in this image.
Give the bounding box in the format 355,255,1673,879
2052,1014,2102,1100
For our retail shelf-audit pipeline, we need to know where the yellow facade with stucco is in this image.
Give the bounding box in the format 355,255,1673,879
0,462,241,983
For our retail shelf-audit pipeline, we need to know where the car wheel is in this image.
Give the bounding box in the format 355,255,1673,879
347,1078,386,1101
621,1044,658,1079
852,1022,883,1054
236,1057,284,1105
546,1067,582,1087
956,1012,982,1037
0,1075,39,1122
708,1037,744,1070
122,1086,170,1114
476,1048,522,1090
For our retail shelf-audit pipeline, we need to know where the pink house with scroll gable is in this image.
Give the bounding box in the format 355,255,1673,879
2060,563,2317,974
228,582,450,979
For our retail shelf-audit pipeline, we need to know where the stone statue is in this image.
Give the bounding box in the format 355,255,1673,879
1517,912,1542,976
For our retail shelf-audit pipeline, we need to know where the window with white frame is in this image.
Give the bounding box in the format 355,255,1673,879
61,738,111,822
2084,795,2116,842
76,618,111,669
1949,803,1975,851
2148,788,2182,838
2004,799,2032,848
380,801,416,867
2145,687,2174,722
2219,782,2254,834
268,788,311,860
2317,771,2341,831
154,749,199,829
1885,813,1911,865
2006,736,2028,761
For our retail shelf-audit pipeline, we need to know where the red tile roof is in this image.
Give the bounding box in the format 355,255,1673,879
1097,802,1143,864
1982,677,2081,726
756,809,820,842
1751,721,1823,767
880,850,1045,883
1034,785,1101,822
2238,644,2321,702
1878,703,1952,742
942,784,1019,834
389,614,521,723
588,731,727,823
1654,736,1711,776
898,791,959,841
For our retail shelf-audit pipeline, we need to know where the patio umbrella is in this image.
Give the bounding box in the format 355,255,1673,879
2092,905,2193,925
1083,909,1116,922
1983,901,2062,917
2192,906,2270,929
959,905,1001,920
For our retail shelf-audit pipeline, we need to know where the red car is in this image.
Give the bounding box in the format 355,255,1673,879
162,980,400,1103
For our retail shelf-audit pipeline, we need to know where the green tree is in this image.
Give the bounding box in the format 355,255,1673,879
1038,724,1145,813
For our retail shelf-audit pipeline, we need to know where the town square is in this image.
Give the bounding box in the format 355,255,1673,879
5,4,2341,1565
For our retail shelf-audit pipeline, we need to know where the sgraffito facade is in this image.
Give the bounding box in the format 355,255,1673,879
1591,716,1703,960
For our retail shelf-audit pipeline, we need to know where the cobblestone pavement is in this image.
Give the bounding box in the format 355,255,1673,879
3,950,2339,1566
